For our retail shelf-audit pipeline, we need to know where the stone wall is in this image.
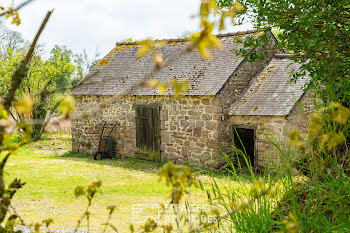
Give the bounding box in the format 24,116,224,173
216,31,282,145
226,92,315,169
70,31,314,170
71,95,223,166
286,90,316,135
71,92,315,170
226,115,288,168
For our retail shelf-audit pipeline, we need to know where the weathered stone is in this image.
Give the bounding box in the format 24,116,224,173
201,98,210,105
180,146,188,158
193,111,202,117
202,114,212,121
195,121,205,128
180,120,189,128
71,52,314,170
71,95,222,166
206,121,217,131
161,131,170,142
205,106,221,113
161,109,168,121
189,121,195,128
167,147,177,153
193,128,201,137
175,138,184,144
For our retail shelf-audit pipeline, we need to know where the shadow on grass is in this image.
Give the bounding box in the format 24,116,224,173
192,165,255,182
52,151,166,174
33,134,253,180
54,152,253,183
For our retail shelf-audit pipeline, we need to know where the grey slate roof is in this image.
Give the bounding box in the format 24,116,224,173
71,30,261,96
229,54,310,116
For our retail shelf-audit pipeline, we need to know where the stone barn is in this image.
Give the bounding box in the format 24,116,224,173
70,30,313,169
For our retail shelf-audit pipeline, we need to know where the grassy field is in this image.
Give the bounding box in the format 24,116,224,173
4,134,238,232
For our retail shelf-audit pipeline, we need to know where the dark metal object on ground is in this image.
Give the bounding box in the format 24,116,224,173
94,121,120,160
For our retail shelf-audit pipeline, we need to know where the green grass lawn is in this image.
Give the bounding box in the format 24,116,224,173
4,134,237,232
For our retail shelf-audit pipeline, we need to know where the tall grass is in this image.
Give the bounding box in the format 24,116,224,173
201,102,350,232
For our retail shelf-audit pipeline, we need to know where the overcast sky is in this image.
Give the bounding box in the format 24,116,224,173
4,0,252,59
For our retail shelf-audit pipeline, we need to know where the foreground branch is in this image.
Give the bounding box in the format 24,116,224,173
2,10,53,111
0,10,53,146
0,10,52,225
0,0,34,17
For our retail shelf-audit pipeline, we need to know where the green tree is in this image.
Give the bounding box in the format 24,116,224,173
0,47,24,95
49,45,76,91
0,40,81,138
0,9,53,231
229,0,349,106
28,45,81,138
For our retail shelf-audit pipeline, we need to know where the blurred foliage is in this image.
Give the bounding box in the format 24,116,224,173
291,102,350,173
135,39,166,67
1,6,21,26
0,44,79,103
135,0,247,97
0,28,86,138
189,0,246,58
145,78,189,97
0,1,348,232
158,161,197,204
74,181,102,232
59,95,75,119
229,0,350,107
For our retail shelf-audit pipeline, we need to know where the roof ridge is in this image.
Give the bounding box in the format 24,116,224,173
274,53,304,58
216,29,259,38
115,29,260,46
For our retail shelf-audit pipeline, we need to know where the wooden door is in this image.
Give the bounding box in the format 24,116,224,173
135,105,161,161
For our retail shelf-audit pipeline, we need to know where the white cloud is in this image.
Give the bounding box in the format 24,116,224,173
3,0,252,58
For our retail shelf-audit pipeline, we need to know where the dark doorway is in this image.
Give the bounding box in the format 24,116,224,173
135,105,161,161
233,126,255,167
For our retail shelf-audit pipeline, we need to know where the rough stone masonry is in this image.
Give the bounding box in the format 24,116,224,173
71,30,314,169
